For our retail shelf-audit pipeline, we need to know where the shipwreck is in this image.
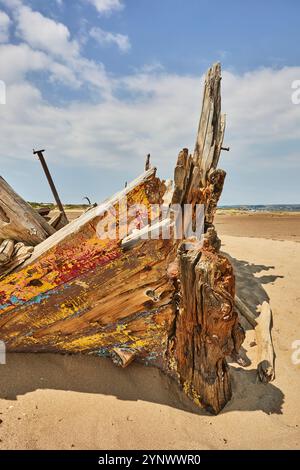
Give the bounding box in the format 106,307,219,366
0,64,275,414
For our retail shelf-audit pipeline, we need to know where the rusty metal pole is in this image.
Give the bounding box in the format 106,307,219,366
145,154,151,171
33,149,68,223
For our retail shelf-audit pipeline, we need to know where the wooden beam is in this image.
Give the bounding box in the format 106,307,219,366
0,239,15,265
168,239,244,414
0,176,55,245
256,301,275,383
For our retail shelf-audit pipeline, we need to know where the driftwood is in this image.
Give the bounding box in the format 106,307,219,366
0,239,15,265
0,63,245,414
256,301,275,383
235,296,275,382
0,242,34,277
0,176,55,245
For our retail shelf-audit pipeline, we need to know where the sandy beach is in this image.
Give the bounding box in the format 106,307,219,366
215,211,300,242
0,216,299,449
1,0,300,456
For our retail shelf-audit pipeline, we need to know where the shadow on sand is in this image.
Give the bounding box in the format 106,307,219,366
0,353,284,416
224,252,284,327
0,253,285,417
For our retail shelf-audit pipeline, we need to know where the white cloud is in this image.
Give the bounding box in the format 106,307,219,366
222,67,300,144
0,43,81,87
87,0,124,14
16,6,79,59
0,0,299,203
0,1,128,94
90,26,130,52
0,3,112,95
1,65,300,180
0,10,10,42
0,43,51,83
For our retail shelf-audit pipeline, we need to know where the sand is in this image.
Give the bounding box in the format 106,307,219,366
215,211,300,242
0,231,299,449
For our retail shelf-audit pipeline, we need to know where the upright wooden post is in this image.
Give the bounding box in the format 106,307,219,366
168,63,244,413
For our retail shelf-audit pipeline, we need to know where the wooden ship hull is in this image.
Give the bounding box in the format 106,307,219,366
0,64,245,414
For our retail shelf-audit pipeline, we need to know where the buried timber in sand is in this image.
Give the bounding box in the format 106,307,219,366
0,64,275,415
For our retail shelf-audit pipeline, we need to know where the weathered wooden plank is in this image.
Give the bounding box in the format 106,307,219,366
166,234,244,414
171,64,226,232
0,176,55,245
0,169,174,364
0,239,15,265
256,301,275,383
25,167,162,265
193,63,225,184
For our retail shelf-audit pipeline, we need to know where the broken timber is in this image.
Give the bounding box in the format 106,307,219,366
235,296,275,383
0,176,55,245
256,301,275,383
0,63,244,414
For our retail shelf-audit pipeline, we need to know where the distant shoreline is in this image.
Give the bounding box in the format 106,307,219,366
218,204,300,213
29,202,300,213
217,208,300,216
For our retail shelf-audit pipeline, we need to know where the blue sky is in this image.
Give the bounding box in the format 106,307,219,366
0,0,299,204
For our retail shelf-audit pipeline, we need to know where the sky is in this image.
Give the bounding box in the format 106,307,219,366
0,0,300,204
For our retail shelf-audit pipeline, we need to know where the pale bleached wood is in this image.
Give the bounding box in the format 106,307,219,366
0,242,34,277
235,297,275,382
0,239,15,265
121,218,173,249
214,114,226,168
0,176,55,245
171,63,226,231
193,63,225,185
255,301,275,383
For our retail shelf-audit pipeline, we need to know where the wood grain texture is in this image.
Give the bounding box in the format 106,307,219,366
0,239,15,265
0,63,245,414
256,301,275,383
0,170,174,370
0,176,55,245
167,238,244,414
